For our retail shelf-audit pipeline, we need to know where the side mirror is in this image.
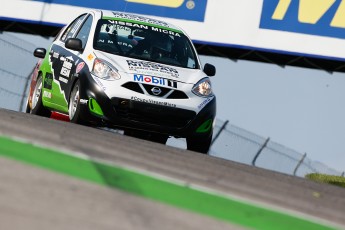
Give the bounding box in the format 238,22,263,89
204,63,216,77
33,48,46,58
65,38,83,52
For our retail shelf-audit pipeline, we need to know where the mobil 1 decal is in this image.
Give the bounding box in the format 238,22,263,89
133,74,178,88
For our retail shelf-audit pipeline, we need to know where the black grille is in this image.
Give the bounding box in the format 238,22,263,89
111,98,196,128
122,82,144,94
167,90,188,99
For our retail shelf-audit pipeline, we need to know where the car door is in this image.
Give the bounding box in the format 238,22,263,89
45,14,88,113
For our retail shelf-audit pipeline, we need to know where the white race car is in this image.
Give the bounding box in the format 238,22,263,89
27,10,216,153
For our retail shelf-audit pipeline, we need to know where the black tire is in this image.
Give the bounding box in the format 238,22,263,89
124,130,168,144
25,99,30,113
68,79,84,124
30,74,51,117
149,133,169,144
186,133,212,154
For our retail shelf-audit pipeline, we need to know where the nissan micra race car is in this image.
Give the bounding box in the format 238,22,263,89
26,10,216,153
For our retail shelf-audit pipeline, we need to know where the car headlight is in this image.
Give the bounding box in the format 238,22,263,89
192,78,213,97
92,58,121,80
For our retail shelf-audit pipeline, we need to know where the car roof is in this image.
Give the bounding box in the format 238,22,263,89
93,9,183,32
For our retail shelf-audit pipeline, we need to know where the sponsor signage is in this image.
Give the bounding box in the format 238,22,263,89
2,0,345,62
131,96,177,107
29,0,208,22
260,0,345,39
127,60,179,78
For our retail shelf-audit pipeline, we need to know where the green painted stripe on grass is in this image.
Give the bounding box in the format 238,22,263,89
0,136,336,230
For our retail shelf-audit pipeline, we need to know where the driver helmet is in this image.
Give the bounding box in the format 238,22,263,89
151,34,172,59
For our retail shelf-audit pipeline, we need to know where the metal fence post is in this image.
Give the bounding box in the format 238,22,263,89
210,120,229,147
252,137,270,166
293,153,307,176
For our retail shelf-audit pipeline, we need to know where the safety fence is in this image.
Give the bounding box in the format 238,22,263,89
167,120,344,177
210,120,343,177
0,32,38,111
0,32,343,177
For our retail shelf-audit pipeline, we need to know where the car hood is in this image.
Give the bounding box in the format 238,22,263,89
94,51,205,84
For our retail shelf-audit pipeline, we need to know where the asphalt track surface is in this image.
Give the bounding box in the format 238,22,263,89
0,109,344,229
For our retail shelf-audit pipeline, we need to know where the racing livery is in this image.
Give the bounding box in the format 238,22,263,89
26,10,216,153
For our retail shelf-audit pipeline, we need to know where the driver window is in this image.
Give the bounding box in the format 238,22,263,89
61,14,87,42
75,15,93,49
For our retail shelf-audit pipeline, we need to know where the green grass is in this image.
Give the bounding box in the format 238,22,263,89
306,173,345,188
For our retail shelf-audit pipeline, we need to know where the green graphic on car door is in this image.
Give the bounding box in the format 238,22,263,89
41,44,77,113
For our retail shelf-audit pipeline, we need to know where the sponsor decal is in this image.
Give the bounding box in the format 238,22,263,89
53,52,59,59
59,76,68,83
60,58,72,79
107,20,181,36
151,27,181,37
60,67,70,77
31,0,208,22
43,91,52,99
76,62,85,73
80,99,88,104
43,73,53,90
131,96,176,107
133,74,178,88
260,0,345,39
107,19,153,29
66,56,74,61
63,60,72,69
111,12,170,26
88,53,94,61
127,60,179,78
198,97,212,110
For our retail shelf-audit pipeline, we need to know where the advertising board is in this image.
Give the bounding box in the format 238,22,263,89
2,0,345,62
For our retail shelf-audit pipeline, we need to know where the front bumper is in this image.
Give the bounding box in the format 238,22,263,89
78,72,216,137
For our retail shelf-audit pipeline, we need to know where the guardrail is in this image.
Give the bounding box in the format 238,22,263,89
167,119,344,177
0,32,343,177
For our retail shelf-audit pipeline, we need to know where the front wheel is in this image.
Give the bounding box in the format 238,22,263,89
30,74,51,117
124,130,168,144
69,79,84,124
25,99,30,113
186,133,212,154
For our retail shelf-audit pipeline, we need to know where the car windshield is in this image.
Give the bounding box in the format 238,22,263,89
93,19,198,69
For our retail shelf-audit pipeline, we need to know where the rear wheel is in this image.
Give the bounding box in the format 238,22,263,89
30,74,51,117
69,79,84,124
186,133,212,154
